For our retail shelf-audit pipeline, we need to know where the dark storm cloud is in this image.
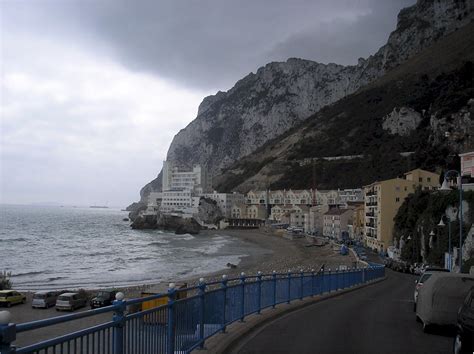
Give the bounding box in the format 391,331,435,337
3,0,415,91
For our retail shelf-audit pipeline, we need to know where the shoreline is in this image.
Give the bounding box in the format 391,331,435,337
111,228,360,298
13,228,359,298
7,228,360,348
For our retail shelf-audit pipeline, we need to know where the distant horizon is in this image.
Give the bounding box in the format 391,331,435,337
0,202,127,209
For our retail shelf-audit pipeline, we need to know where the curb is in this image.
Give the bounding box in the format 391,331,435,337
192,276,387,354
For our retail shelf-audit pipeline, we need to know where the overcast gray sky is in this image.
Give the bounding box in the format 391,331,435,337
1,0,415,207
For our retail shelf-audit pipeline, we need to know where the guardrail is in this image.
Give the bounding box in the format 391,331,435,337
0,265,385,354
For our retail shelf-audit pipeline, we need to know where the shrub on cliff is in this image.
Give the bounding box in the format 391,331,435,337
394,189,474,266
0,271,12,290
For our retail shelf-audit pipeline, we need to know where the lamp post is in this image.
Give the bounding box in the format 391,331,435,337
440,170,463,270
438,215,452,271
407,235,414,264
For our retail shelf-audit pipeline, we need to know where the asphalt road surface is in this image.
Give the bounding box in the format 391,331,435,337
234,269,453,354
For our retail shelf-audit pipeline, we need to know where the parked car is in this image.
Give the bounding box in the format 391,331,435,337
453,287,474,354
416,273,474,332
413,268,450,311
55,293,87,311
90,289,117,309
0,290,26,307
32,291,60,309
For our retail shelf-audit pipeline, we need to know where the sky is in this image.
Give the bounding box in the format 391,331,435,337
0,0,415,207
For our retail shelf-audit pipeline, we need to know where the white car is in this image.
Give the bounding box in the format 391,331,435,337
413,268,449,311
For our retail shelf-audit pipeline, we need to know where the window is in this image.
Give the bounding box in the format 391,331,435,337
404,186,408,191
427,177,431,182
395,197,400,202
419,177,423,182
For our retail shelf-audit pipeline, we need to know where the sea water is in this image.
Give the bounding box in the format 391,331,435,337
0,205,256,290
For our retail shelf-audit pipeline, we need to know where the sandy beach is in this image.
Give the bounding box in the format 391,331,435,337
6,228,360,348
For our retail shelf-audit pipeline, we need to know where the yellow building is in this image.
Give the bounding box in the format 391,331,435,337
404,169,440,191
364,169,439,252
347,202,365,242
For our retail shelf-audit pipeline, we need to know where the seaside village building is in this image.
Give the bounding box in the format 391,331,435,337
364,168,440,252
323,208,353,240
160,161,211,214
202,191,245,218
236,188,361,233
347,202,365,242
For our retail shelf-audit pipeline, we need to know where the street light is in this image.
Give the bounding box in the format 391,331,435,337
438,214,452,271
407,235,414,263
440,170,463,271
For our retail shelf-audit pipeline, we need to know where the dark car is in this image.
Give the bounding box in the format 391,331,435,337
90,290,117,309
454,287,474,354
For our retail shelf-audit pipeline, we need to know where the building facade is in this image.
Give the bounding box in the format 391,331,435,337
160,161,210,214
364,169,439,252
203,192,245,218
162,161,210,194
347,202,365,242
323,208,353,240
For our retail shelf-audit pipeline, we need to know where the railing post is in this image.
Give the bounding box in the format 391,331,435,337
257,271,262,314
328,268,331,292
362,267,366,283
311,269,315,297
287,270,292,304
240,272,245,322
0,311,15,354
198,278,206,349
112,292,126,354
167,283,176,354
221,275,228,333
299,269,304,300
272,271,277,308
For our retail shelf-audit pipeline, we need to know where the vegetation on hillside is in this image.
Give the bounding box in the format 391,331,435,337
216,56,473,192
0,271,12,290
394,189,474,268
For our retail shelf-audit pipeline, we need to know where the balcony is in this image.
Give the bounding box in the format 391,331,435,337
366,211,375,217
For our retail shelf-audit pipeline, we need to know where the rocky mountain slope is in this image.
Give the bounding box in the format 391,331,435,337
137,0,473,202
214,23,474,192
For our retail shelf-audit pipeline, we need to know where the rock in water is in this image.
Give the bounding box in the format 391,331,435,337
130,214,158,230
157,214,201,235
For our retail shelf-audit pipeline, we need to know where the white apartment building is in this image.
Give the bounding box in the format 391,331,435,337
162,161,210,194
160,190,200,213
338,189,363,204
160,161,211,214
203,191,245,217
289,205,309,229
144,192,163,214
306,204,330,235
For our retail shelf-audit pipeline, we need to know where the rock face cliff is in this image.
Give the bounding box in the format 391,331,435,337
138,0,473,200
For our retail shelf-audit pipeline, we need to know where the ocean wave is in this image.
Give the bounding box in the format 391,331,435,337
12,270,46,278
173,234,195,241
130,256,153,262
47,276,67,282
149,241,170,246
0,237,28,242
87,251,115,257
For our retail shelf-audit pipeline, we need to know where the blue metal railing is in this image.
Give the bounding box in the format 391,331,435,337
0,264,385,354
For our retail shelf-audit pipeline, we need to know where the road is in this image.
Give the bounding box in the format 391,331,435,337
233,269,453,354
